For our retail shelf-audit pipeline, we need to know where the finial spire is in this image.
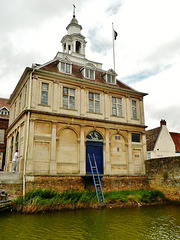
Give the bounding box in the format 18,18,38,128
73,4,76,17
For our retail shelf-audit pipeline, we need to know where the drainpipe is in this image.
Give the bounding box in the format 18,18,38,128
23,69,34,196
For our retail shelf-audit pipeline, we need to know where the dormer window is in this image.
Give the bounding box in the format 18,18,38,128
81,63,96,80
106,74,116,84
108,74,115,84
0,107,9,116
58,60,72,74
85,69,95,80
103,69,117,85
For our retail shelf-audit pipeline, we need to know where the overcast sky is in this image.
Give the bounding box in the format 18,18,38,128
0,0,180,132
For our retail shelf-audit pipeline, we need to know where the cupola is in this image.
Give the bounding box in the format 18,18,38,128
61,14,87,58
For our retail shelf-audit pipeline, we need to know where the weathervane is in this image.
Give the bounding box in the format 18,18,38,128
73,4,76,17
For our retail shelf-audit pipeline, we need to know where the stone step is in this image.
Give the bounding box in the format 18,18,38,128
0,172,23,184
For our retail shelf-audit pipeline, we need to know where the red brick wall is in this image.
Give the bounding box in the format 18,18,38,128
25,175,150,194
1,183,23,199
1,176,150,199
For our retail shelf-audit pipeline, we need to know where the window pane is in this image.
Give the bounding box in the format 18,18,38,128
90,70,94,79
107,74,111,83
41,91,48,105
112,106,116,116
132,133,140,142
61,62,65,72
117,98,121,104
112,76,116,84
132,100,137,119
95,93,99,100
95,101,100,113
85,69,89,78
89,92,93,99
69,89,75,96
112,97,116,103
132,100,136,107
42,83,48,91
66,64,70,73
63,95,68,108
69,96,75,109
133,109,137,119
89,100,94,112
63,87,68,94
117,105,122,116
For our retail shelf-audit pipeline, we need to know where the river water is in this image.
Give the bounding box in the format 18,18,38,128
0,204,179,240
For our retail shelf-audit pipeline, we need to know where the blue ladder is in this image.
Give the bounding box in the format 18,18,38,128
88,154,105,205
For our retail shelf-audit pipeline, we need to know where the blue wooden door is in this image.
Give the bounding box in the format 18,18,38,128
86,141,103,174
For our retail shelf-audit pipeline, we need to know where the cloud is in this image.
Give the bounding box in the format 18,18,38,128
131,63,180,132
88,26,112,55
105,1,123,16
145,105,180,132
122,65,172,84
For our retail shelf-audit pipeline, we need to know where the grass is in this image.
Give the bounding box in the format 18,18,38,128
12,189,165,213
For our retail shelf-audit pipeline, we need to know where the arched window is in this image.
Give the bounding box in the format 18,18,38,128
76,41,81,53
86,131,103,142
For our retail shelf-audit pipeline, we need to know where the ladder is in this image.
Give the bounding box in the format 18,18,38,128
88,154,105,205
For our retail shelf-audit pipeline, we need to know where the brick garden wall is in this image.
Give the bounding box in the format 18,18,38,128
145,156,180,202
2,175,150,198
25,175,150,194
1,183,23,199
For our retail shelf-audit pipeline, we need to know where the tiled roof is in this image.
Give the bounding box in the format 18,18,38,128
170,132,180,153
39,61,134,91
0,98,9,110
146,127,161,151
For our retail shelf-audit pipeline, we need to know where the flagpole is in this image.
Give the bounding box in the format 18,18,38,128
112,23,115,71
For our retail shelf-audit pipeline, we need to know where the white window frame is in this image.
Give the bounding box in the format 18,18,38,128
85,68,95,80
19,93,22,113
59,61,72,74
41,82,49,106
112,97,122,116
62,87,75,110
88,92,100,113
132,100,137,119
105,74,116,84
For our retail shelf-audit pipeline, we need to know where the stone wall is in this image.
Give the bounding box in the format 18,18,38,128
145,156,180,201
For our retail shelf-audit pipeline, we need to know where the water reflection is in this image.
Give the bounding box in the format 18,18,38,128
0,204,179,240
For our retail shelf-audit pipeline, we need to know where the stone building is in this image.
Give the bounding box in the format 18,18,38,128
0,98,9,170
4,14,147,192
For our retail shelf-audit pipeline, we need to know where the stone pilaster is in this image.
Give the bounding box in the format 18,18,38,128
105,128,111,174
27,119,34,174
79,125,85,174
128,131,134,175
50,122,57,174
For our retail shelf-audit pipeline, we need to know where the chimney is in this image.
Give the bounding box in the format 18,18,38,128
160,119,166,127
